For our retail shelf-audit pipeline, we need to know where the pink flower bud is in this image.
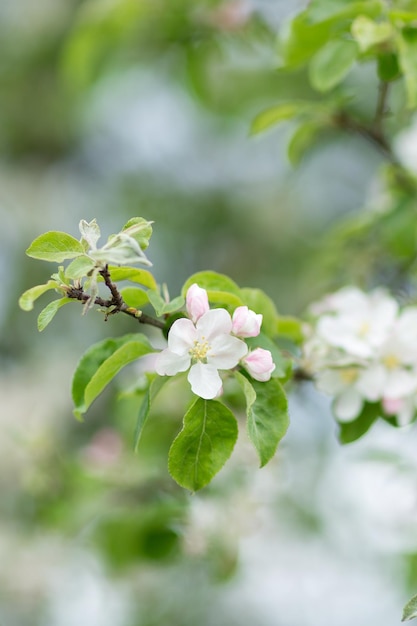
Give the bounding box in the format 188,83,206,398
382,397,405,415
232,306,262,338
186,283,209,323
242,348,275,382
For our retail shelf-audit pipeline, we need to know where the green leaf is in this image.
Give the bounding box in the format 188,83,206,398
182,271,243,309
121,217,153,250
65,255,96,279
119,286,149,308
306,0,382,25
403,593,417,621
239,287,279,337
377,52,401,82
338,402,380,444
26,231,85,262
168,398,238,491
18,280,61,311
397,27,417,108
134,376,167,452
277,315,304,344
37,297,74,331
251,102,309,135
72,334,153,419
351,15,393,53
148,291,185,317
309,38,359,92
288,121,323,165
98,266,157,290
182,271,241,297
236,373,289,467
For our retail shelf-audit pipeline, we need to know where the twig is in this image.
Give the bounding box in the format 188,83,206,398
66,267,165,330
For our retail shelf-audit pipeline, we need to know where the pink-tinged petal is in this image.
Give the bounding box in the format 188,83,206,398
186,283,209,323
382,396,405,416
208,334,248,369
188,362,223,399
232,306,262,338
196,308,232,341
242,348,275,381
333,388,363,422
167,318,197,354
385,369,417,398
155,349,190,376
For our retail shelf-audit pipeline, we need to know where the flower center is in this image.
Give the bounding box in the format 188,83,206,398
382,354,400,370
189,336,211,362
358,321,370,337
340,368,359,384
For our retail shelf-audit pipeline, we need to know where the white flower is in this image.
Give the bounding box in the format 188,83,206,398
316,288,398,358
316,366,383,422
155,308,248,399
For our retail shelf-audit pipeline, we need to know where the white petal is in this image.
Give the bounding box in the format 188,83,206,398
196,308,232,341
167,318,197,354
188,363,222,399
356,364,386,401
333,389,363,422
315,370,347,395
385,369,417,398
208,334,248,369
155,349,190,376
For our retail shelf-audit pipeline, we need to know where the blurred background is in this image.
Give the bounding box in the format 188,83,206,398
2,0,417,624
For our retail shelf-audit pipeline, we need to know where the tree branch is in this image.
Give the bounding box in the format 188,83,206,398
66,266,165,330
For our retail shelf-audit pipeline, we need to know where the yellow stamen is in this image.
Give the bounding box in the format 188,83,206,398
340,368,359,384
358,321,370,337
382,354,399,370
189,338,210,362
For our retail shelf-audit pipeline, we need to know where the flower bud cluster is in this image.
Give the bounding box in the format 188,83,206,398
302,286,417,425
156,284,275,399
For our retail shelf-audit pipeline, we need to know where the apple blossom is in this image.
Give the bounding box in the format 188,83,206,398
155,308,248,399
232,305,262,338
242,348,275,382
186,283,209,323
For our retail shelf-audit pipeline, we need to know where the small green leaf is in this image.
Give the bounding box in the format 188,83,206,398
236,373,289,467
134,376,167,452
148,291,185,317
377,52,401,82
121,217,153,249
98,266,157,290
306,0,382,25
72,334,153,419
309,38,359,92
239,287,279,337
277,315,304,344
397,27,417,108
26,231,85,262
37,297,74,331
338,402,380,444
65,255,96,279
402,593,417,621
182,271,241,297
119,287,149,308
18,280,61,311
288,121,323,165
351,15,393,53
251,102,309,135
168,398,238,491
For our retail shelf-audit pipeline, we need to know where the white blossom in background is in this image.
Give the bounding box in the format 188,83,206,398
303,287,417,426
